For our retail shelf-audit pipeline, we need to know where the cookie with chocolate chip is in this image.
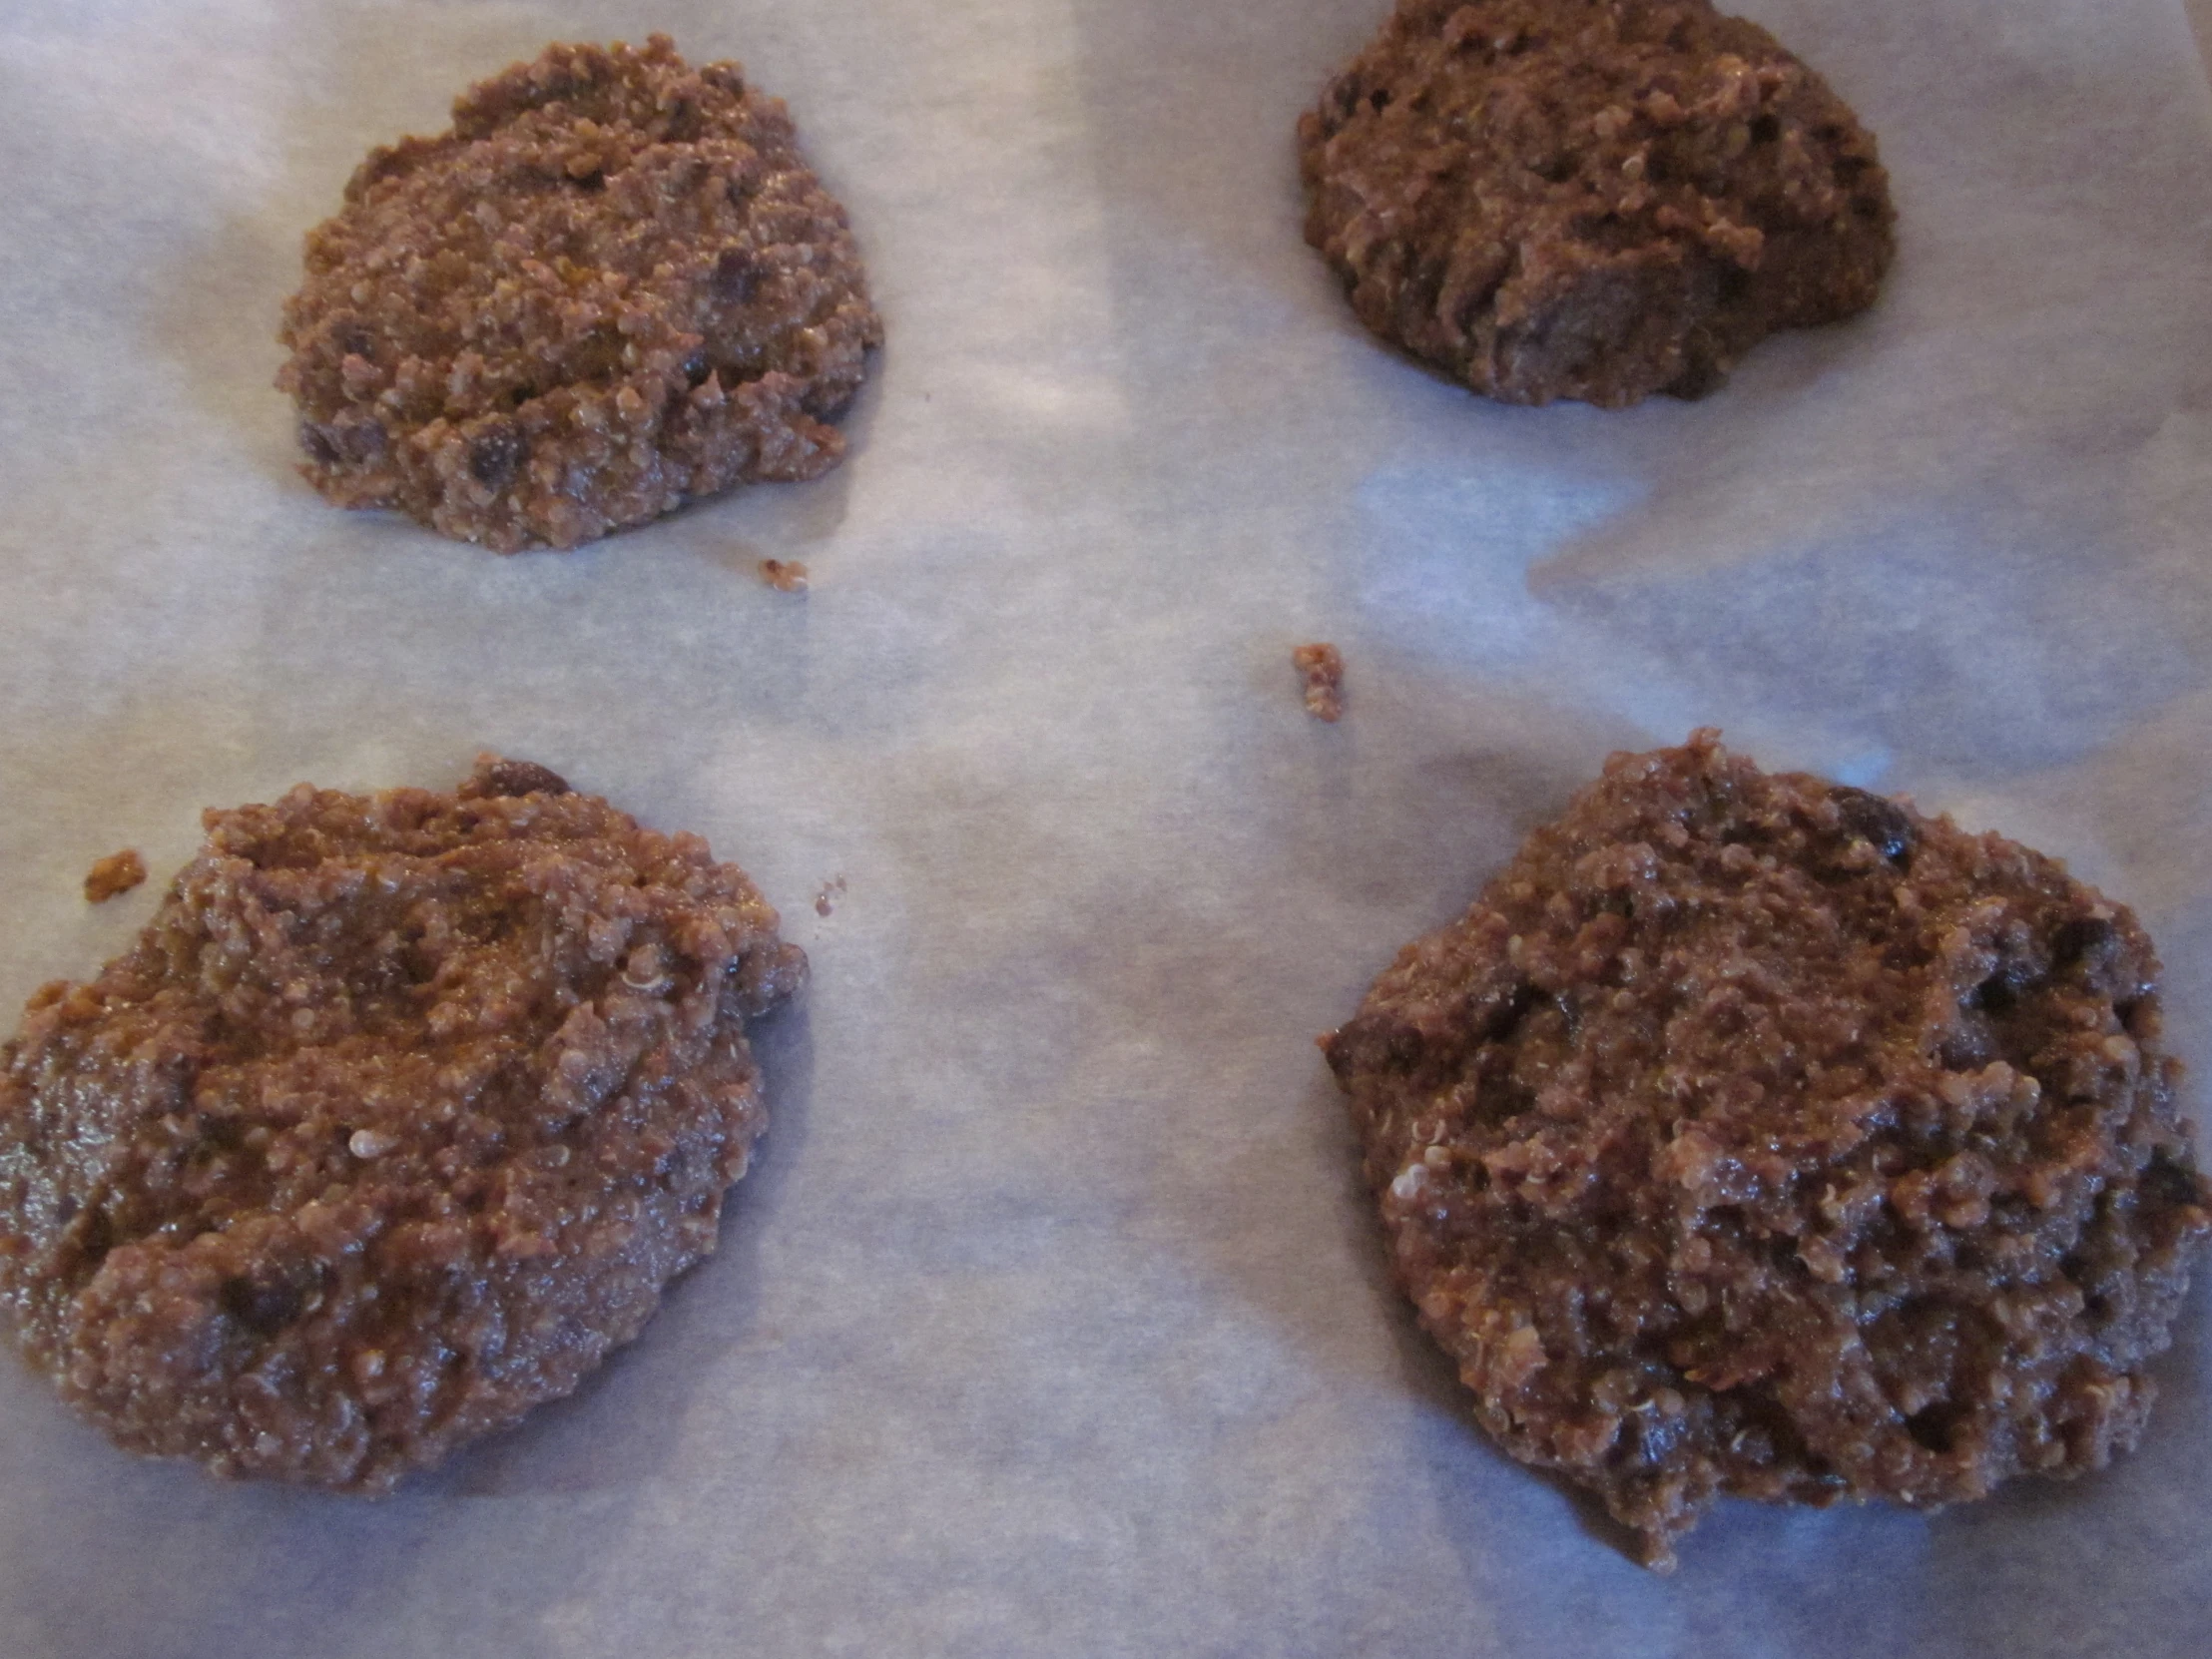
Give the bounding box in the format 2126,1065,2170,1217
278,35,881,550
1298,1,1894,405
1324,733,2210,1566
0,757,804,1489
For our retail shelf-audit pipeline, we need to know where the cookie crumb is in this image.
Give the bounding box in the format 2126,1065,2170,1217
82,849,147,904
761,559,811,593
815,875,846,917
1293,643,1346,723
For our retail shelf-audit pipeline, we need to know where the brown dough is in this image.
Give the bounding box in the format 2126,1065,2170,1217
0,757,804,1490
278,36,882,550
1299,1,1895,405
1325,733,2211,1566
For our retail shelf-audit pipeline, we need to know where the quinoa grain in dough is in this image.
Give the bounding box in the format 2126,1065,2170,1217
0,757,805,1490
278,36,882,550
1325,734,2211,1567
1299,1,1895,406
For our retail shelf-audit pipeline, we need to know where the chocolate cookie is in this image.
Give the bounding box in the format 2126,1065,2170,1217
0,757,805,1490
277,36,882,551
1298,1,1895,405
1325,734,2210,1567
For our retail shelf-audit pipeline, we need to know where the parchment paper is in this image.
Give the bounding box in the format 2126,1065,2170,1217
2,3,2208,1654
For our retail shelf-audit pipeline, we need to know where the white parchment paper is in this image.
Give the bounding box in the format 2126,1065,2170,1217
2,3,2208,1654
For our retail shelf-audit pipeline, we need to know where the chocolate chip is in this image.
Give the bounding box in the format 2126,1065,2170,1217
662,95,702,144
473,759,571,799
300,423,341,466
712,248,761,305
1905,1401,1964,1454
2141,1151,2206,1213
467,421,527,489
76,1208,115,1265
1324,1012,1426,1080
341,416,389,461
2053,914,2115,967
1832,787,1916,863
221,1268,310,1337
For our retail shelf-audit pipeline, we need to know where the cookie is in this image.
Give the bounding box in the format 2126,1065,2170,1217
0,757,805,1490
1298,1,1895,405
277,36,882,551
1324,733,2210,1566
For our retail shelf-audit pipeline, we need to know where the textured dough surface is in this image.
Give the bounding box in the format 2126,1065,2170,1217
1299,0,1895,405
1326,734,2210,1566
278,35,882,550
0,757,805,1490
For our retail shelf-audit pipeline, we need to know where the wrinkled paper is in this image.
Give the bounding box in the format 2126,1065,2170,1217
1,2,2208,1654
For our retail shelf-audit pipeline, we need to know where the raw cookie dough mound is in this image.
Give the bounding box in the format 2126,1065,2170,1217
1324,733,2210,1567
277,35,883,550
1299,1,1895,405
0,757,807,1490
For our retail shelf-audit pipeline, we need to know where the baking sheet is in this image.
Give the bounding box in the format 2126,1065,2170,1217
2,2,2209,1654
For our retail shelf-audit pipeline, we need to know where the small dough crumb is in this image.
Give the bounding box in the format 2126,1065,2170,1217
82,850,147,904
1293,642,1347,723
815,875,846,917
762,559,811,593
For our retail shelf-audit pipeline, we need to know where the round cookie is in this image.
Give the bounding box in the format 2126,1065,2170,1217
1298,0,1895,405
277,36,882,551
1325,733,2211,1567
0,757,805,1490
